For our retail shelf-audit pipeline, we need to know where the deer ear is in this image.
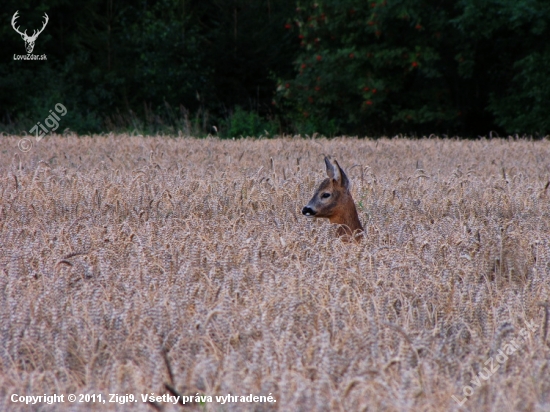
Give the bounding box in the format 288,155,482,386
324,156,341,182
333,159,350,190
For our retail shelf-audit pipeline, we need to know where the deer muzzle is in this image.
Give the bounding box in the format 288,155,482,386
302,206,316,217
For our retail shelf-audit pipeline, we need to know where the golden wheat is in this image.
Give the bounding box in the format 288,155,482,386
0,134,549,411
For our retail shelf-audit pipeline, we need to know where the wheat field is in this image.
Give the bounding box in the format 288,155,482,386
0,135,549,411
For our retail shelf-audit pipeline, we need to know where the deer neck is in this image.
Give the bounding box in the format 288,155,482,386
329,198,363,241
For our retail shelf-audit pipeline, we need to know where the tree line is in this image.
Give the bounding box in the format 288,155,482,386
1,0,549,137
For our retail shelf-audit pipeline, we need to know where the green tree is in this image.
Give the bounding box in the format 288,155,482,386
0,0,297,135
277,0,550,136
2,0,549,136
452,0,550,135
277,0,458,135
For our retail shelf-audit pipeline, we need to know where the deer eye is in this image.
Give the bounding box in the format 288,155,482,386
321,193,331,199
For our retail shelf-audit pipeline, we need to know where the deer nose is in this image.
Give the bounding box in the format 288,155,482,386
302,206,316,216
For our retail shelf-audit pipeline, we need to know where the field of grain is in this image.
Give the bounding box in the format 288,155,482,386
0,135,549,411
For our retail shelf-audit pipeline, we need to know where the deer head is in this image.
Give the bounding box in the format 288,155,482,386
11,11,49,54
302,156,364,242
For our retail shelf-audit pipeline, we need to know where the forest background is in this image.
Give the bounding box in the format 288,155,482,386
1,0,549,138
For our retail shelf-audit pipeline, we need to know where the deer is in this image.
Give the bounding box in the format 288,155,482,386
302,156,364,242
11,11,49,54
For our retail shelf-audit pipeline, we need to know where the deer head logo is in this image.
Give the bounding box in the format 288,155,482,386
11,11,49,54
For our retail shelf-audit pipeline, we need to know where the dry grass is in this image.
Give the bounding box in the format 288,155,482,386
0,135,549,411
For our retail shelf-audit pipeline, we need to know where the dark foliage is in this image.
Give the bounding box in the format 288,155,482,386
0,0,548,136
